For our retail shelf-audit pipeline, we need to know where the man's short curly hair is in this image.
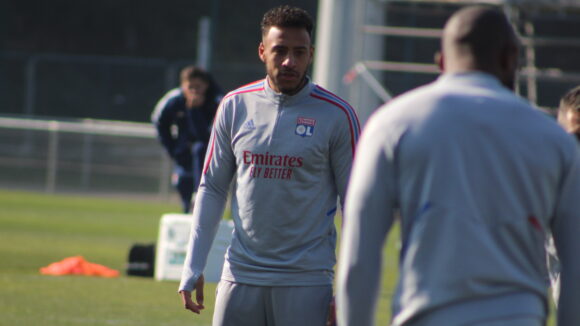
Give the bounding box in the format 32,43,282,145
560,85,580,112
261,5,314,39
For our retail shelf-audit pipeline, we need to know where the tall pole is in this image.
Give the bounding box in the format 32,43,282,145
313,0,351,95
314,0,385,125
197,17,211,70
208,0,221,72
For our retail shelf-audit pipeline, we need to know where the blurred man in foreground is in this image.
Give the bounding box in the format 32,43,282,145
337,6,580,326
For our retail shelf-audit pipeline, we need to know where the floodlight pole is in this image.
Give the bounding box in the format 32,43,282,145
197,17,211,70
313,0,385,125
313,0,350,95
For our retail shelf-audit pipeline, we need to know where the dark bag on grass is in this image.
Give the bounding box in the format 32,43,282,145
126,243,155,277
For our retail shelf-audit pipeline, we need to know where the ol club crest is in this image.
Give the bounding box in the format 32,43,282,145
295,117,316,137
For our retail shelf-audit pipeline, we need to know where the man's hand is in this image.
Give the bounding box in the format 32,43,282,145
179,274,205,314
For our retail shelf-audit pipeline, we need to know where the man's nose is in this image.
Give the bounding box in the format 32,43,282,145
282,54,296,67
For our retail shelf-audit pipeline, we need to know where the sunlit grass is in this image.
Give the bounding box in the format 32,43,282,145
0,189,554,325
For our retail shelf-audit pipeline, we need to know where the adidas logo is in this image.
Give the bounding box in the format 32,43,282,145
243,119,256,130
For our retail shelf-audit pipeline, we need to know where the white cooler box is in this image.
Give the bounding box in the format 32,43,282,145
154,213,233,282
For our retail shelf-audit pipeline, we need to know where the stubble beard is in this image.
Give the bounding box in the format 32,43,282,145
277,72,307,95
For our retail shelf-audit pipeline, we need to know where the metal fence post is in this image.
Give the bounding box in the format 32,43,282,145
81,133,94,189
45,121,59,193
158,150,171,199
24,55,37,116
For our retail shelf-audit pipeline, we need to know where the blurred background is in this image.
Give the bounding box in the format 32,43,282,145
2,0,580,202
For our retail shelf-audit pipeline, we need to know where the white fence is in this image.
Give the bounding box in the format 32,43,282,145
0,116,173,199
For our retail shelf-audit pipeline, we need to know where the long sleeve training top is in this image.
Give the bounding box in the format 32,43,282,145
337,72,580,326
179,77,360,291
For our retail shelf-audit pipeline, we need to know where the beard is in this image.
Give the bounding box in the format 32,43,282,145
274,68,307,95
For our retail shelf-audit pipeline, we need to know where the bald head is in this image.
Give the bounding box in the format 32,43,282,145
440,6,519,89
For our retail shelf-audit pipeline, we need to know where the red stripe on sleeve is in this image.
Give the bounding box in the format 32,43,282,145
310,93,357,156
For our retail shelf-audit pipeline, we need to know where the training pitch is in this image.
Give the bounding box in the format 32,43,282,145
0,189,555,325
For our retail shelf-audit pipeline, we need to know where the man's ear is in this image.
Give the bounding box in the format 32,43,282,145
500,46,519,74
498,45,519,87
435,51,444,71
258,42,266,63
309,45,315,64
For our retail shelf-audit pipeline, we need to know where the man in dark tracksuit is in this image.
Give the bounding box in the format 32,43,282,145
547,85,580,304
152,66,222,213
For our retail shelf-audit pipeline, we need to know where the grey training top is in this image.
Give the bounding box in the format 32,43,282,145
179,77,360,291
337,72,580,326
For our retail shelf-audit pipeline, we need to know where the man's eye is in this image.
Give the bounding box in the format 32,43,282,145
294,50,306,57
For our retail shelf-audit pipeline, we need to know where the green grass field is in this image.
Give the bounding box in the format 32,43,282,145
0,189,398,325
0,189,555,325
